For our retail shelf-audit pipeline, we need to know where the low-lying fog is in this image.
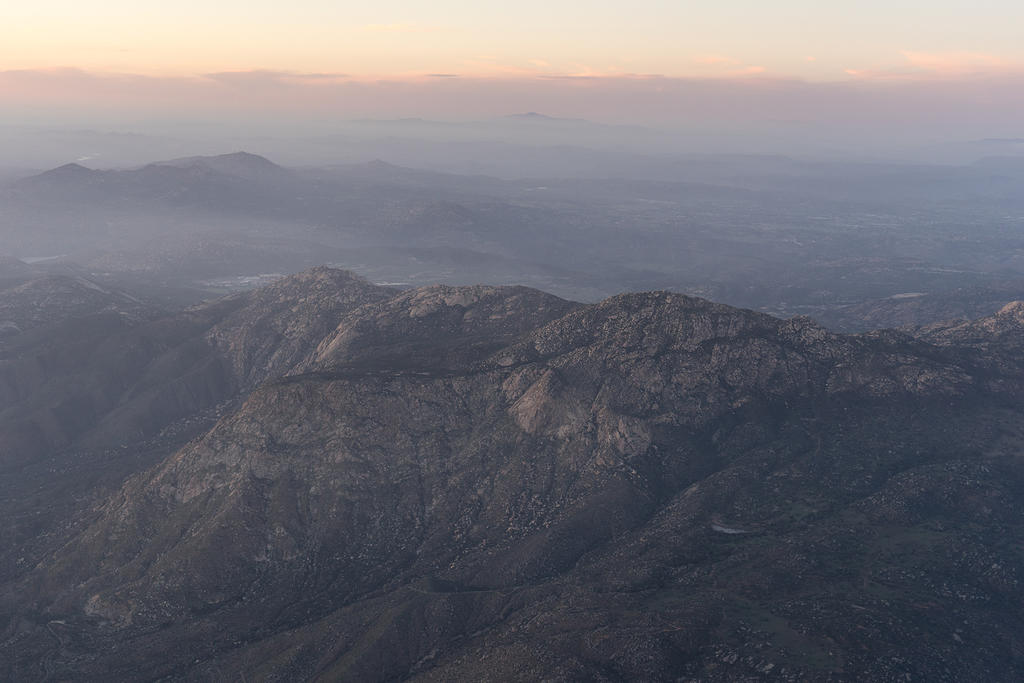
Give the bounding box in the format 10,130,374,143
2,117,1024,331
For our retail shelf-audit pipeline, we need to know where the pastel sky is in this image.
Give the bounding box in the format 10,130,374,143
5,0,1024,78
3,0,1023,134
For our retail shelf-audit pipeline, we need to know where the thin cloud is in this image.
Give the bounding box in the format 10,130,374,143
559,64,667,79
845,51,1022,80
291,72,352,81
540,72,664,81
459,59,547,78
203,70,350,87
902,50,1008,75
728,65,766,76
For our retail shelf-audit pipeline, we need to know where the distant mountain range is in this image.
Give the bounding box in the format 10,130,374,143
5,149,1024,329
12,151,297,205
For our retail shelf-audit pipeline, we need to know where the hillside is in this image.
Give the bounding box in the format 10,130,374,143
2,270,1024,680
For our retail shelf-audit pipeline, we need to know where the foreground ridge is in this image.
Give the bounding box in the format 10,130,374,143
2,268,1024,681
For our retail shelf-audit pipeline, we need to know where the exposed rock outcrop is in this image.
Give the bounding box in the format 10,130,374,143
5,270,1024,681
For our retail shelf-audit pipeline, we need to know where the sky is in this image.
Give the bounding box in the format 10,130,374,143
2,1,1023,140
5,0,1024,79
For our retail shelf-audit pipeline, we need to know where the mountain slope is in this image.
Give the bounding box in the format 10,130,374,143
0,274,154,342
0,268,391,465
6,284,1024,680
0,268,397,599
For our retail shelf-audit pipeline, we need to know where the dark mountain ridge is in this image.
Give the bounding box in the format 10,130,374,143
3,269,1024,680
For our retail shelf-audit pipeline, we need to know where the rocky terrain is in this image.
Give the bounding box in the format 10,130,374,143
0,275,156,343
3,268,1024,680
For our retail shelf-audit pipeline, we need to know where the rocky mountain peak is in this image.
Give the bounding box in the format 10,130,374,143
8,271,1024,681
997,300,1024,320
915,298,1024,353
202,268,394,384
300,282,580,373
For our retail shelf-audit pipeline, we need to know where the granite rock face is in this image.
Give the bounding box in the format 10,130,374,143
918,299,1024,350
5,270,1024,681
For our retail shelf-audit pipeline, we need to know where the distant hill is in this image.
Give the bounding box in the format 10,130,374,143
7,152,301,216
15,152,289,192
147,151,292,181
